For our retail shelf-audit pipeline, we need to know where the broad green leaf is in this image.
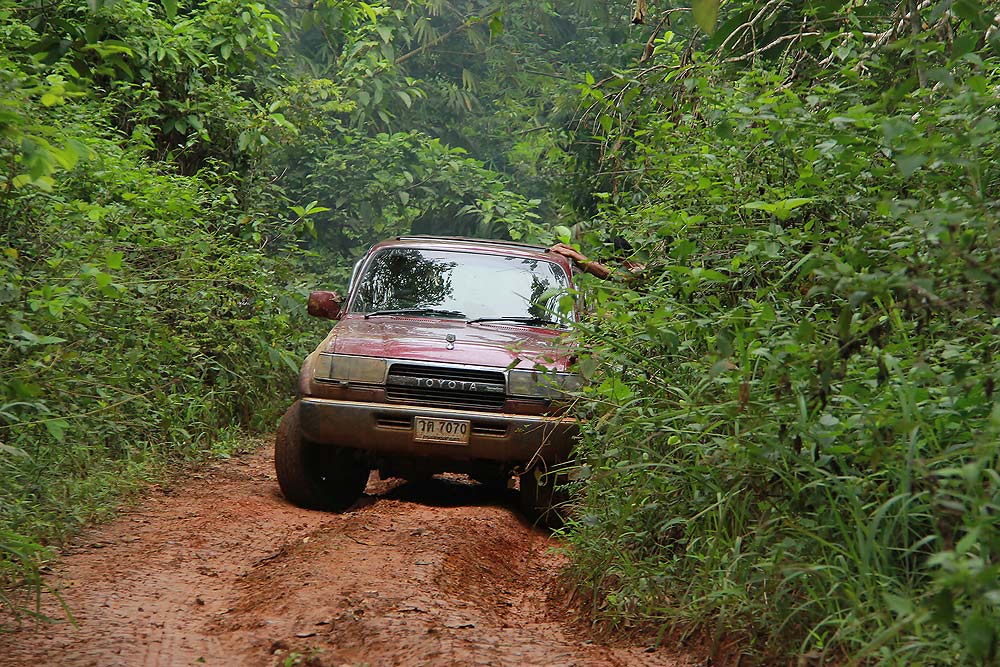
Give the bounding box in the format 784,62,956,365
44,419,69,442
692,0,721,35
952,0,985,25
743,198,814,221
961,613,996,659
896,153,926,177
489,15,503,37
692,268,728,281
819,413,840,427
50,146,79,170
579,355,598,380
882,593,914,618
955,526,981,554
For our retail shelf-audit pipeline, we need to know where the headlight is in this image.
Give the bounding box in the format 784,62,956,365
507,370,582,399
315,354,387,384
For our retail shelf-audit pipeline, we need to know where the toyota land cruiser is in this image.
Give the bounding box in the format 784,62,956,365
275,236,580,522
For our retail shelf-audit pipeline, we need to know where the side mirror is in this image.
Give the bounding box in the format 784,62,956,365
307,290,343,320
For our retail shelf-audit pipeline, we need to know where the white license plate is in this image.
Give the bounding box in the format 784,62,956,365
413,417,470,445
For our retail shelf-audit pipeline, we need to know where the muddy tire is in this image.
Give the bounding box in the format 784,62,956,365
519,467,566,529
275,402,370,511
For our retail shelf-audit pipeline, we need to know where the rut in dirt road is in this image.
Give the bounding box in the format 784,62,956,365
1,441,697,667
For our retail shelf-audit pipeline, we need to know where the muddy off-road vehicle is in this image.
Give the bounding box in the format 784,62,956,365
275,236,581,522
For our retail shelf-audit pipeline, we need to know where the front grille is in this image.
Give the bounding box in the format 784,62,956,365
385,363,506,411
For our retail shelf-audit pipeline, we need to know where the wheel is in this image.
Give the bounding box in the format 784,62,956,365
274,402,370,511
519,466,568,529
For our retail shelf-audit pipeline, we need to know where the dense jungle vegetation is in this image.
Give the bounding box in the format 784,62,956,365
2,0,998,663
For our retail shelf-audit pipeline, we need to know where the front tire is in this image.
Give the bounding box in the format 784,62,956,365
519,466,567,529
275,402,370,511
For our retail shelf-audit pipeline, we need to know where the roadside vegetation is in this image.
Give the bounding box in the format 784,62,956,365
563,4,1000,665
2,0,998,664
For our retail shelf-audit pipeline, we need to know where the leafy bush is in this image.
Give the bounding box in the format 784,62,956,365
0,0,311,624
565,34,1000,666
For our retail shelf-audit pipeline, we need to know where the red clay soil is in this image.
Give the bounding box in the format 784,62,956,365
0,440,698,667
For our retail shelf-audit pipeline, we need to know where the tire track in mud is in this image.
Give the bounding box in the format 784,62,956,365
1,441,697,667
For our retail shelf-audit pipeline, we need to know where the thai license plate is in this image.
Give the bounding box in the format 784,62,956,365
413,417,470,445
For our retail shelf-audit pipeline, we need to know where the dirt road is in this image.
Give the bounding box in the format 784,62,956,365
1,441,696,667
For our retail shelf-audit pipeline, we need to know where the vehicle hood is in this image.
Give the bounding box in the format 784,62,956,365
321,315,574,371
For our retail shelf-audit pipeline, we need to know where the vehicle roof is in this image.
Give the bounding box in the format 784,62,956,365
369,236,574,272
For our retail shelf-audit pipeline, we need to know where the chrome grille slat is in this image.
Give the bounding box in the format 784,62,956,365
386,363,506,411
388,364,505,384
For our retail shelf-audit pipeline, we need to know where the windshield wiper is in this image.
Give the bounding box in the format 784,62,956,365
364,308,466,319
466,316,563,327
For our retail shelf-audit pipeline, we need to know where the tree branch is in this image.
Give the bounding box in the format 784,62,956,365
640,14,671,63
722,32,821,63
909,0,927,87
715,0,787,55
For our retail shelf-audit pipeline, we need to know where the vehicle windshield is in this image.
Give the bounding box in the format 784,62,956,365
350,247,572,324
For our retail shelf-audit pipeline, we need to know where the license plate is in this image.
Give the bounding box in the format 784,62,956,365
413,417,470,445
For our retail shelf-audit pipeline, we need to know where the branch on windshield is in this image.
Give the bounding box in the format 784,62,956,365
549,243,645,280
549,243,613,279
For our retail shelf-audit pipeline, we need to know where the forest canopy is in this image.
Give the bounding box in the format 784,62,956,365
3,0,1000,664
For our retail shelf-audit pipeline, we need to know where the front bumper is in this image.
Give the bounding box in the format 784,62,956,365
298,397,578,465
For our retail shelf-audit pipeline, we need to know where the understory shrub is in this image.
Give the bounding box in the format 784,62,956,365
565,62,1000,665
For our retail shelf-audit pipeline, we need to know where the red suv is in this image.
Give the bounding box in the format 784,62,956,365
275,236,580,521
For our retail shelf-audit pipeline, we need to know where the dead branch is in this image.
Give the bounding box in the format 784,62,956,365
633,0,648,25
716,0,787,55
640,14,671,63
723,31,821,64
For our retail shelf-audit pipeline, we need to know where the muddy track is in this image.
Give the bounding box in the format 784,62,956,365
1,440,696,667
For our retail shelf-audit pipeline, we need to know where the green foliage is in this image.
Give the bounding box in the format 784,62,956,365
0,0,314,625
278,128,544,256
270,0,592,260
563,5,1000,663
0,525,55,626
0,118,309,535
691,0,720,35
18,2,1000,665
279,0,635,227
